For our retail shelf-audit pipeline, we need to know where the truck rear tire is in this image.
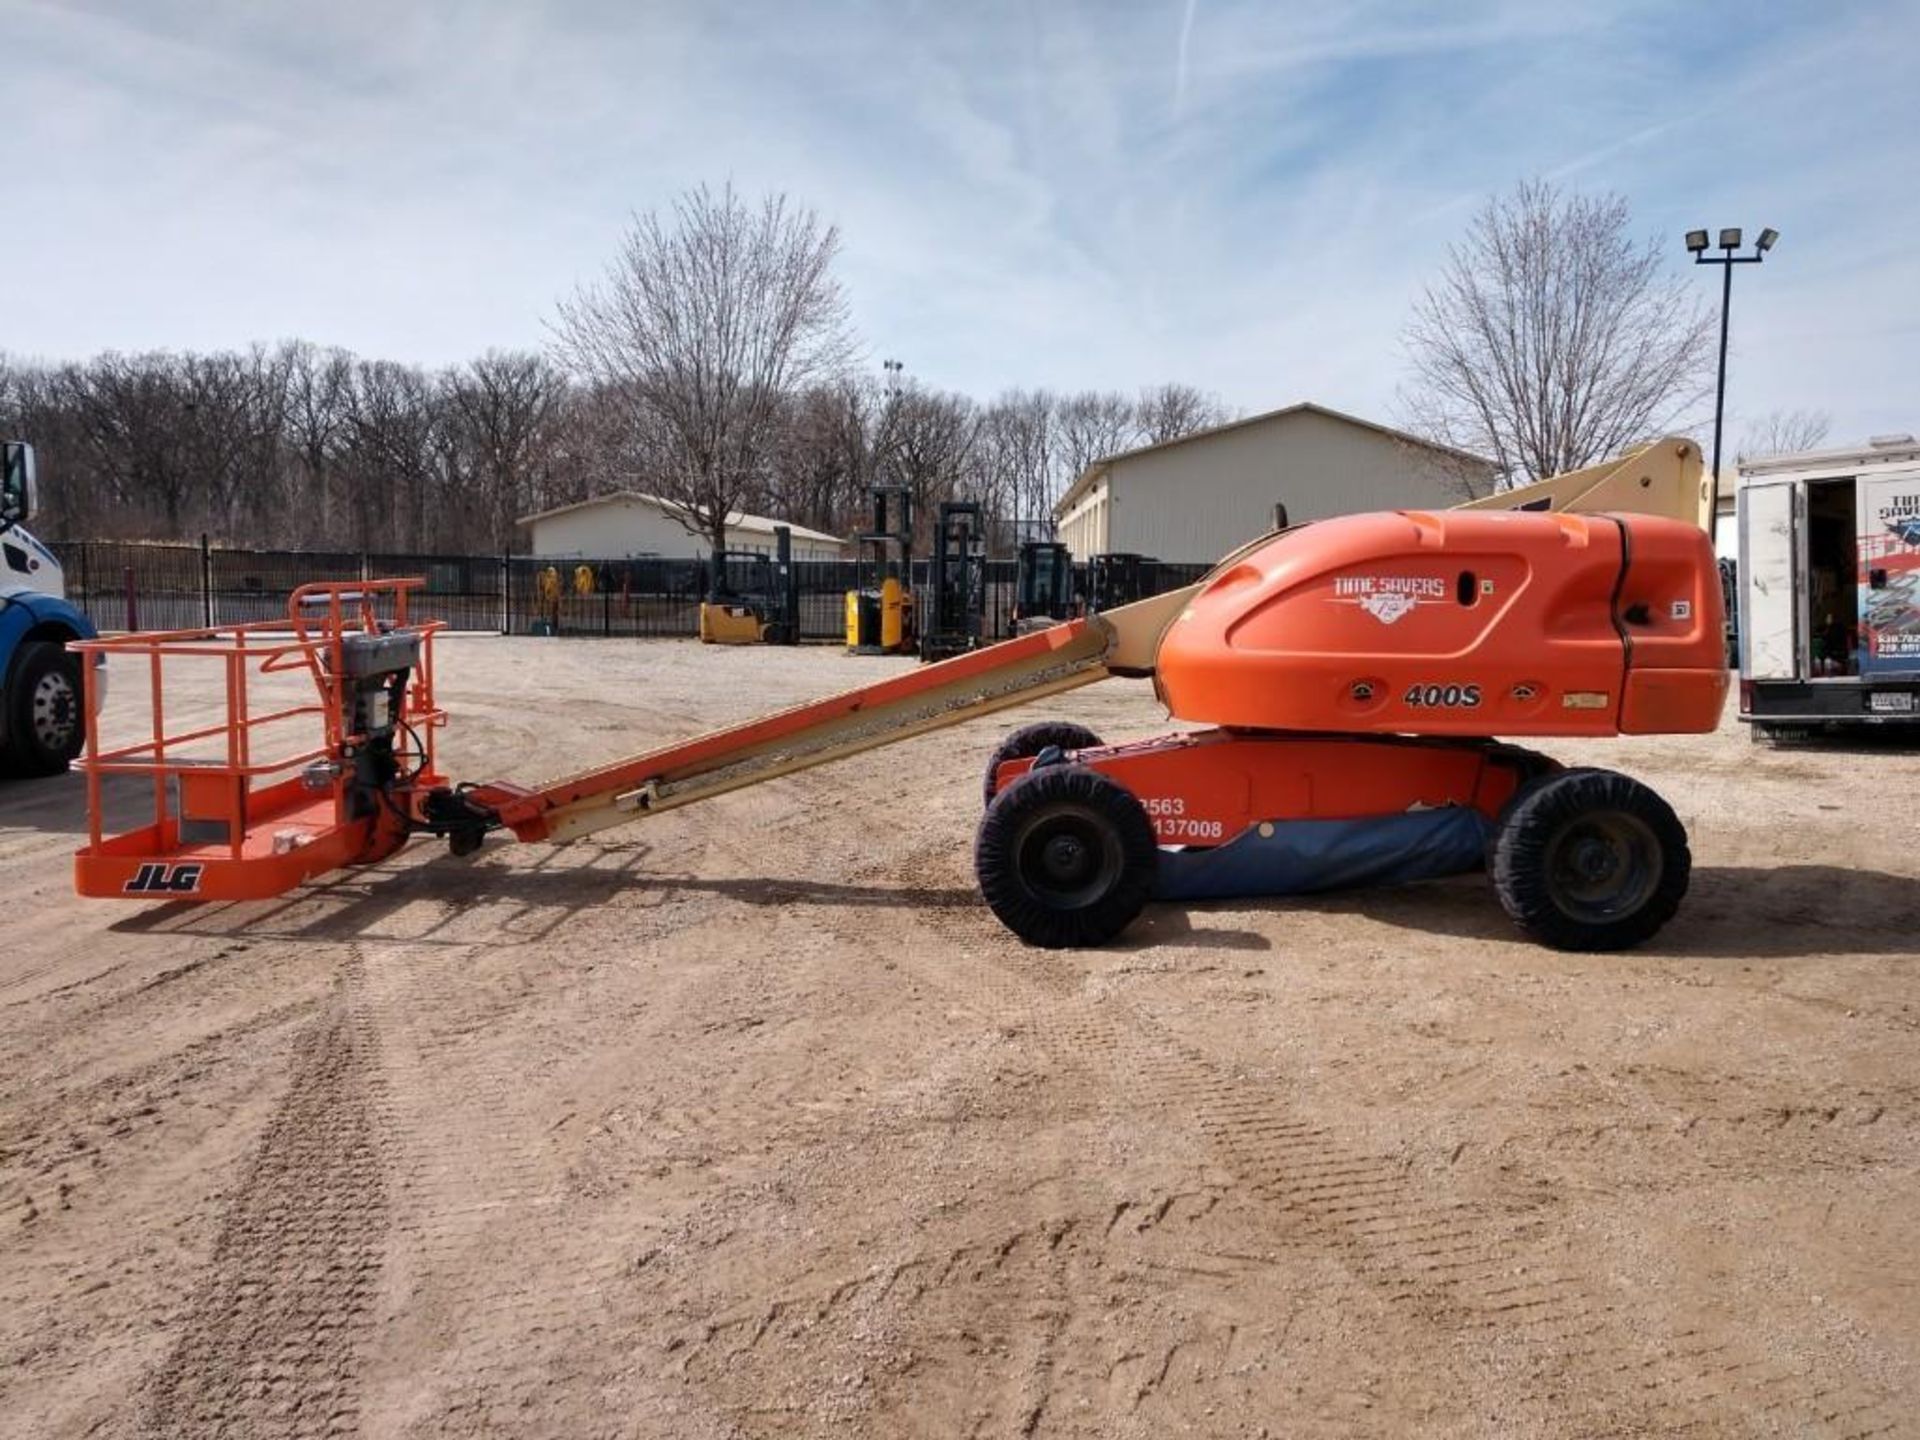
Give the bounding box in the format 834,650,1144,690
4,641,85,777
975,765,1157,949
981,722,1104,807
1490,768,1689,951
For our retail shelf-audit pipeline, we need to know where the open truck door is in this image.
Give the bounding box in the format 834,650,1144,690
1739,481,1800,681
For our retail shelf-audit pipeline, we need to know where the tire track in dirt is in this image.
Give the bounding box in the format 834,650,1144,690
829,833,1906,1439
0,992,320,1239
137,948,388,1440
351,925,656,1432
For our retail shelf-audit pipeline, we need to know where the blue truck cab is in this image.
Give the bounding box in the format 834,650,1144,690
1,441,101,776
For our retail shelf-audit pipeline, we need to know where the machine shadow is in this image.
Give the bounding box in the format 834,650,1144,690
106,841,984,946
107,843,666,946
383,860,1278,952
104,841,1270,953
1269,864,1920,960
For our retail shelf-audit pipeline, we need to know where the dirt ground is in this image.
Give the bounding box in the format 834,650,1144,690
2,635,1917,1439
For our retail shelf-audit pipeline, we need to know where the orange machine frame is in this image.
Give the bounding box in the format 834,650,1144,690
69,581,447,901
988,730,1538,847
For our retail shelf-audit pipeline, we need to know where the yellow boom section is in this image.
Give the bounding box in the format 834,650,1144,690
1455,435,1710,530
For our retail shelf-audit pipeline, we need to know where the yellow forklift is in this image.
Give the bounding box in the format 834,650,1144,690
699,526,799,645
845,485,915,654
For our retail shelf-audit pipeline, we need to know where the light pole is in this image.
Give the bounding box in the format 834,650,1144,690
1686,225,1777,543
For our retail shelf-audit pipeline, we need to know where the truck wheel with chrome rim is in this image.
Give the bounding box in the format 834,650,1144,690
5,641,85,777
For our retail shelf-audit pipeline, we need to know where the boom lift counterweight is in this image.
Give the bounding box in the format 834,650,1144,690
73,438,1726,952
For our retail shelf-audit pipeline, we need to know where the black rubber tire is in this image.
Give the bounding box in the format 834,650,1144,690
4,641,84,778
1490,768,1690,951
975,765,1157,949
1480,749,1570,870
981,721,1104,807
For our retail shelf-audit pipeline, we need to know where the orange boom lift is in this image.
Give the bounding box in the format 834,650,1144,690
72,439,1726,951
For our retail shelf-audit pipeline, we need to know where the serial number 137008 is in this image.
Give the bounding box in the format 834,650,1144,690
1143,797,1225,840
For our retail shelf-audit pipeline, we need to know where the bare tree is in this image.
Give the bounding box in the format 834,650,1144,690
443,352,567,551
767,380,868,537
890,387,978,545
1738,407,1831,462
1055,391,1139,483
339,361,440,552
180,345,289,542
1134,383,1229,445
282,341,354,543
975,391,1056,546
551,184,853,573
1401,179,1715,482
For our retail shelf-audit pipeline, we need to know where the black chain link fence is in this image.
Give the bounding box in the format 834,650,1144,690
49,540,1212,643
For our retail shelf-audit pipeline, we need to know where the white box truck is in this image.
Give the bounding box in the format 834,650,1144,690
1737,434,1920,738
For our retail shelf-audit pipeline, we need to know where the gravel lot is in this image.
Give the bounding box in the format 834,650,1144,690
2,635,1917,1438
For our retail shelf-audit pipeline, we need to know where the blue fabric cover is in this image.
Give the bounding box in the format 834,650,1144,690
1153,808,1492,901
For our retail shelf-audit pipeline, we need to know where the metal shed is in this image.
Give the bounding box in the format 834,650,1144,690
1052,403,1495,563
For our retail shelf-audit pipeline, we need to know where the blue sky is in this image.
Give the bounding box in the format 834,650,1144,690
6,0,1916,447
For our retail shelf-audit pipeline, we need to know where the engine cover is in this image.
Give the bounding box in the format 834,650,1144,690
1154,510,1727,737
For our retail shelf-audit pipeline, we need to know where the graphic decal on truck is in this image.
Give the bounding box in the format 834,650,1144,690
1860,481,1920,675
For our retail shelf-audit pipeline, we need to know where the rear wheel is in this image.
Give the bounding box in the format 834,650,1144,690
4,641,84,777
1490,768,1689,951
981,721,1104,807
975,765,1157,949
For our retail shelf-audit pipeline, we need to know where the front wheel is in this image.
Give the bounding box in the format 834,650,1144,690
4,641,85,777
1490,769,1690,951
981,721,1104,807
975,765,1157,949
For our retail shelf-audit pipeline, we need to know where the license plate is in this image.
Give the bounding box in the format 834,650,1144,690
1869,691,1915,714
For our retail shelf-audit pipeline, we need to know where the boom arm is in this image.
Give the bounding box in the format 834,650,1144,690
462,585,1194,845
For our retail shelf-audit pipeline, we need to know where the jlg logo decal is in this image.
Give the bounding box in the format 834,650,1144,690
123,863,205,895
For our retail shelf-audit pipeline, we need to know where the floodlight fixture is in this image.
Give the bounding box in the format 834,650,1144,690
1689,224,1780,547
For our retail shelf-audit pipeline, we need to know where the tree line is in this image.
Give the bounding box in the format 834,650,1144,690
0,339,1226,555
7,177,1772,558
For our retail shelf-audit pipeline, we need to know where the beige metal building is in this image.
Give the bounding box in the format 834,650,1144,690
1052,403,1495,562
516,492,846,561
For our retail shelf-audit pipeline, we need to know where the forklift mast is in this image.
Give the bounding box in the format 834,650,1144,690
846,485,915,654
921,500,986,662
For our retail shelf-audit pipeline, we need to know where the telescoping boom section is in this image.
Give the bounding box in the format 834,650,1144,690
452,591,1185,847
72,437,1729,954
